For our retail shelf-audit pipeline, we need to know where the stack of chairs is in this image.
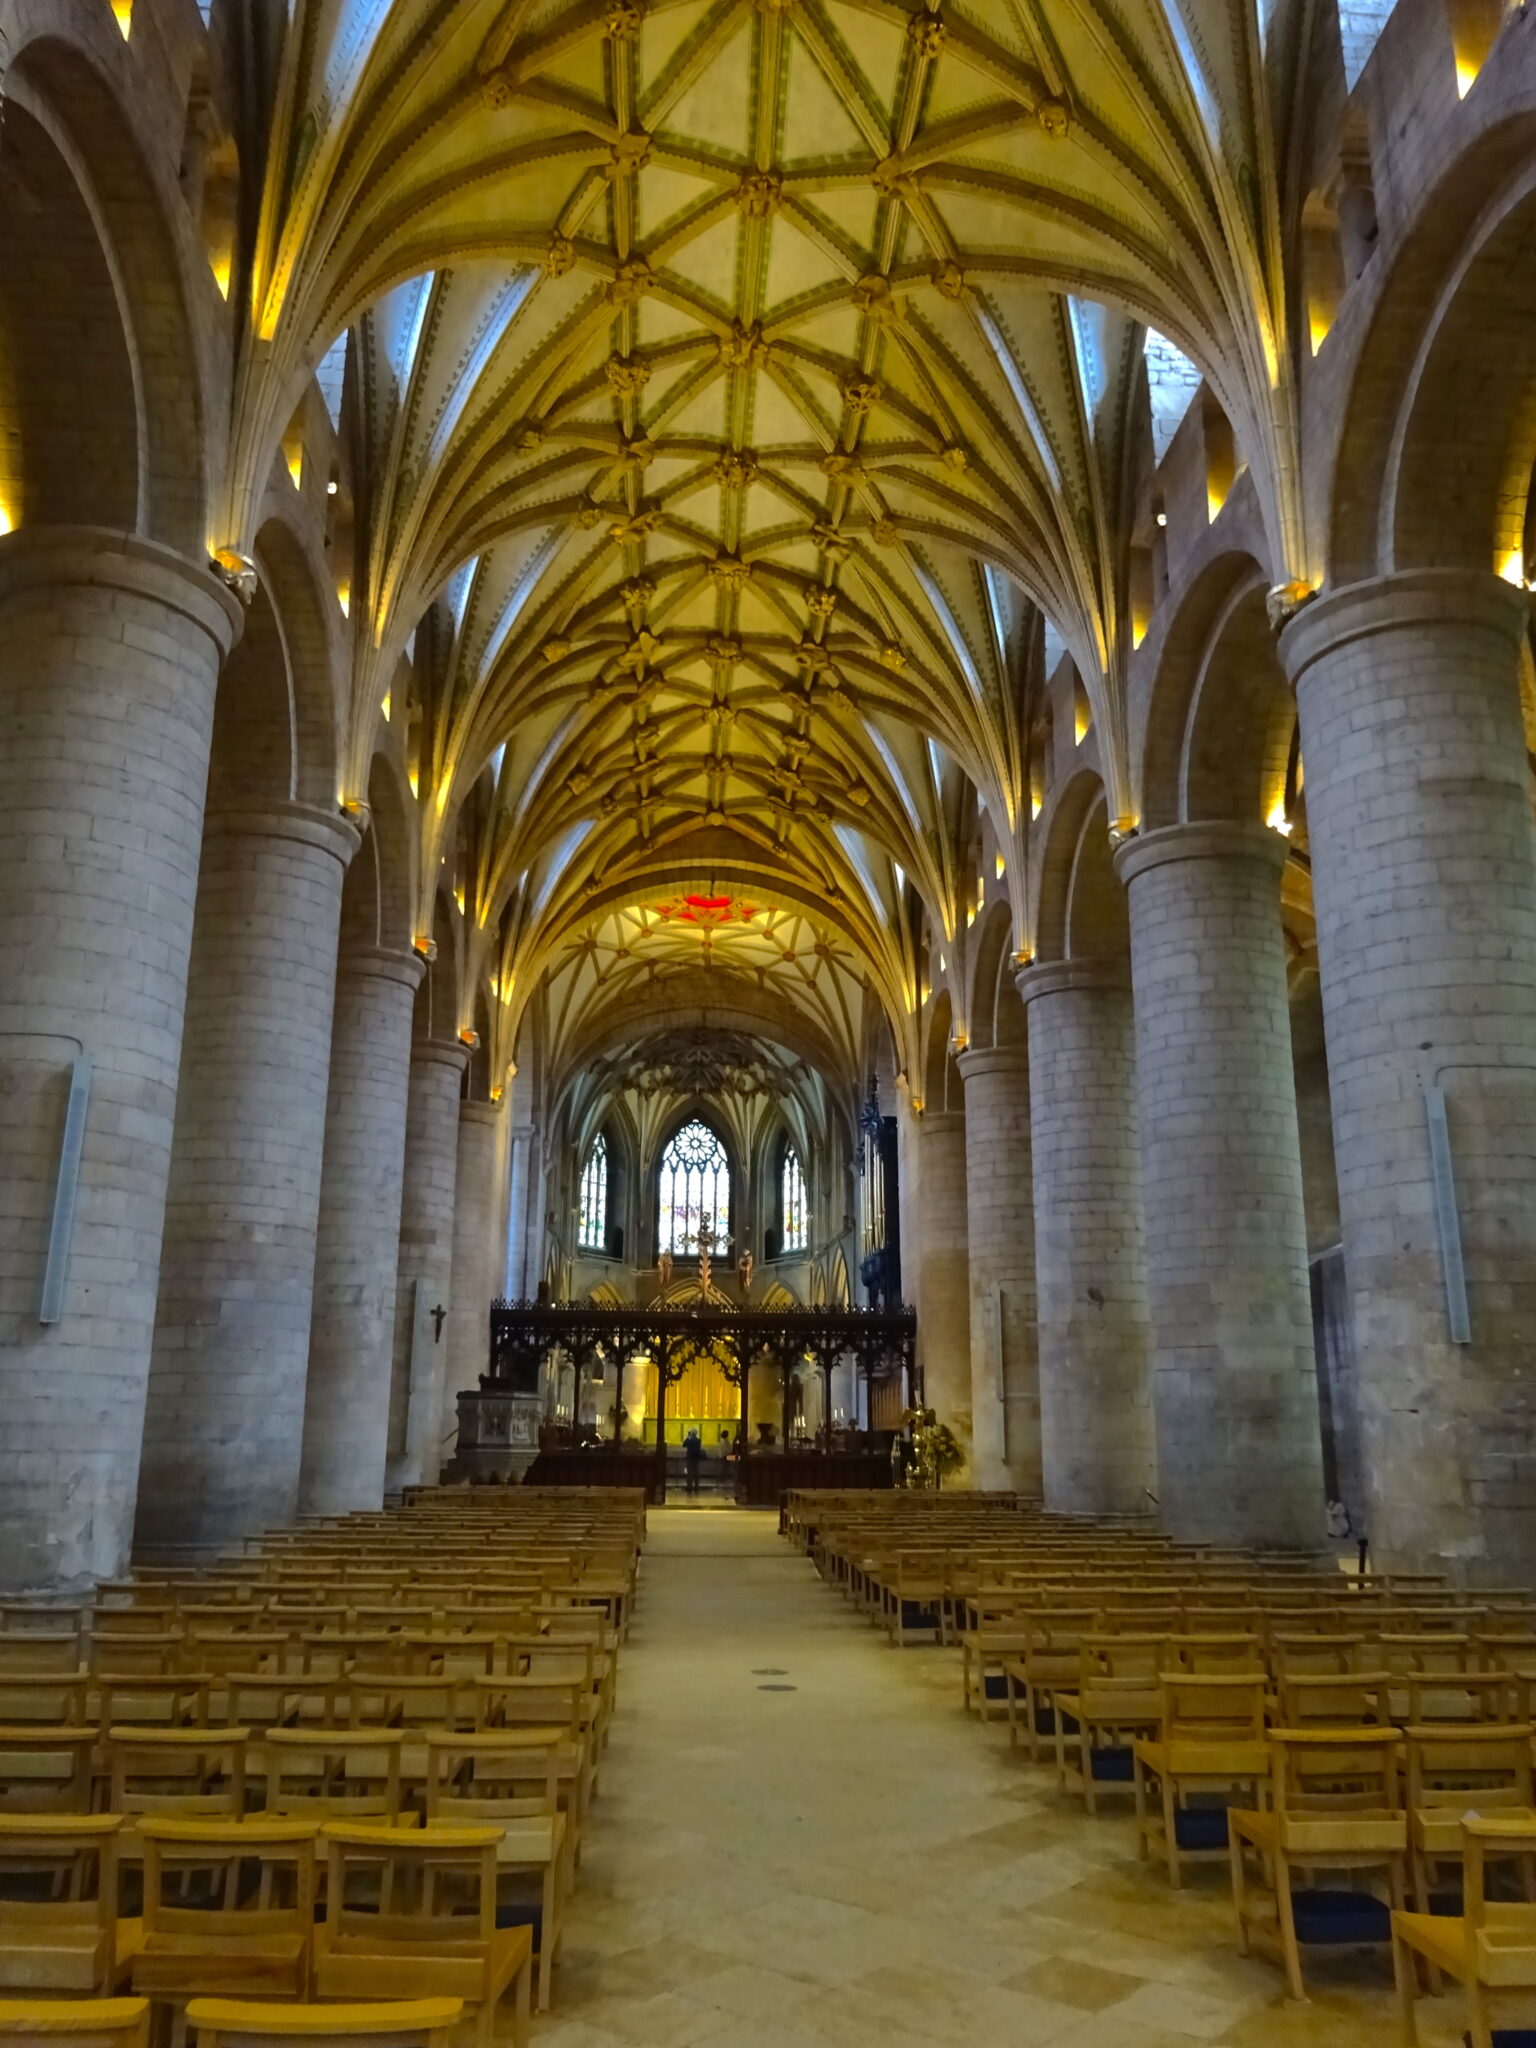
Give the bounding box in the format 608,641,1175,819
0,1485,645,2041
794,1493,1536,2009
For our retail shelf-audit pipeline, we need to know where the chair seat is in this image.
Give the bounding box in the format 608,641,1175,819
132,1932,308,1996
316,1924,532,2006
1135,1739,1269,1777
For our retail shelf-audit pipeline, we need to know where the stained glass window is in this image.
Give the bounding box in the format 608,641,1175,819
658,1119,730,1256
781,1146,807,1252
578,1135,608,1252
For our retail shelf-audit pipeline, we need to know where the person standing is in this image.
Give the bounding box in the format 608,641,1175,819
683,1427,704,1496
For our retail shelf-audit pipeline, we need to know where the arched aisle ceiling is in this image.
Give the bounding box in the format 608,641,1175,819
232,0,1304,1019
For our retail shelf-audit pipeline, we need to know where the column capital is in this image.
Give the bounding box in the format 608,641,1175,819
1016,956,1130,1006
954,1044,1028,1083
338,944,426,993
1114,818,1289,888
0,525,244,655
459,1099,502,1129
412,1036,471,1077
919,1109,966,1136
206,801,361,867
1280,567,1530,684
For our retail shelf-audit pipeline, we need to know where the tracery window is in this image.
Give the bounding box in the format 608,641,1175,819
578,1135,608,1252
781,1147,807,1253
658,1119,730,1256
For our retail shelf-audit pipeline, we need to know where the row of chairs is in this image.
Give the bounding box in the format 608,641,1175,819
1,1485,646,2038
797,1496,1536,2042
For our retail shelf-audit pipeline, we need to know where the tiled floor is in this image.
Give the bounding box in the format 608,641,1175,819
537,1506,1452,2047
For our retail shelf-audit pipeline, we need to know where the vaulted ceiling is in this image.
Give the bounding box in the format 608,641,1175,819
235,0,1304,1078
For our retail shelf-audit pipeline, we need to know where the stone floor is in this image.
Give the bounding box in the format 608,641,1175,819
536,1505,1456,2048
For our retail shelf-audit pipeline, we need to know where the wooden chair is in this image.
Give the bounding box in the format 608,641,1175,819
423,1736,567,2012
186,1997,461,2046
957,1598,1033,1721
0,1676,89,1728
1402,1669,1527,1725
129,1818,319,2008
1000,1610,1098,1764
261,1731,405,1824
1394,1814,1536,2047
0,1998,150,2046
313,1823,532,2048
1229,1727,1407,1998
1132,1674,1269,1887
0,1729,96,1814
1401,1722,1535,1917
0,1814,131,1996
1053,1637,1166,1816
0,1638,84,1678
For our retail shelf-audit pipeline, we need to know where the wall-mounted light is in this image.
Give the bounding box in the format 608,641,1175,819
459,1028,480,1050
1266,798,1293,837
413,935,438,962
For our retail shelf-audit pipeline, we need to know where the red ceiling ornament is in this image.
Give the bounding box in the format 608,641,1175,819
653,893,759,926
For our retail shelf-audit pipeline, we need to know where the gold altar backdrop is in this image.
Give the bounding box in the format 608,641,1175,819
625,1349,738,1427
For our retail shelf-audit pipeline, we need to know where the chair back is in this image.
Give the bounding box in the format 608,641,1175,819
0,1637,82,1677
1269,1634,1367,1679
138,1818,318,1983
1276,1670,1394,1728
1268,1726,1404,1846
1163,1633,1263,1675
107,1729,248,1824
184,1996,462,2046
318,1821,501,1956
1403,1669,1528,1724
1158,1673,1267,1748
423,1735,559,1827
262,1730,405,1822
1403,1722,1535,1816
0,1997,149,2045
470,1678,581,1738
98,1674,212,1728
0,1814,121,1993
0,1729,96,1813
0,1675,88,1727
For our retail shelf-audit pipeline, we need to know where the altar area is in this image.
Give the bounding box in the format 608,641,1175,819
453,1298,917,1499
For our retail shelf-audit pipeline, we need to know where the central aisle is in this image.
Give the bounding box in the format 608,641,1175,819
541,1507,1412,2048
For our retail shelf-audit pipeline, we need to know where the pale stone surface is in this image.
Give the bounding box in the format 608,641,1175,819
1116,823,1325,1549
1018,960,1156,1515
443,1097,504,1452
1283,571,1536,1580
388,1037,470,1489
536,1506,1436,2048
0,529,240,1592
299,943,423,1516
914,1112,973,1460
954,1046,1041,1496
136,802,357,1559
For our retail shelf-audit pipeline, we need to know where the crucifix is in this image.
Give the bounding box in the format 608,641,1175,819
684,1218,732,1300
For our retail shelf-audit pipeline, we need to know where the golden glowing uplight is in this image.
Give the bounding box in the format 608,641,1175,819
210,254,231,299
995,854,1005,880
110,0,132,35
380,692,391,724
285,444,304,489
0,499,13,538
407,767,420,799
336,581,350,616
1498,547,1526,587
1267,797,1293,837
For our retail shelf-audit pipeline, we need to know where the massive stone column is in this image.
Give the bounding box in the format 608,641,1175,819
1282,570,1536,1578
443,1099,504,1455
298,944,423,1515
1018,960,1155,1514
1115,823,1324,1548
954,1046,1041,1495
387,1038,470,1489
135,803,358,1558
0,529,241,1590
914,1112,973,1460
